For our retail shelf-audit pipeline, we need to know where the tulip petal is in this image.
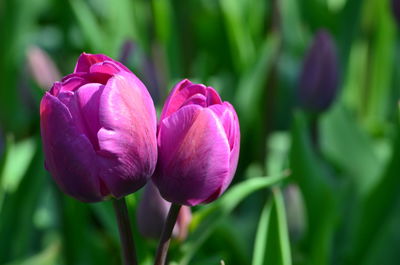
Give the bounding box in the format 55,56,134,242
206,87,222,105
160,79,207,120
208,102,240,192
74,53,130,73
76,83,104,149
97,72,157,197
156,107,231,206
40,93,102,202
90,61,120,75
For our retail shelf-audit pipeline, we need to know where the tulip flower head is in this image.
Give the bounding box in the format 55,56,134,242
40,53,157,202
153,79,240,206
298,30,339,113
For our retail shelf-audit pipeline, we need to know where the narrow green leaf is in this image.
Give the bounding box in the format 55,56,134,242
273,188,292,265
219,0,255,71
180,173,288,265
105,0,137,57
69,0,107,53
251,199,273,265
0,136,46,263
1,136,36,193
191,174,289,230
235,35,280,128
346,126,400,265
290,110,338,265
320,104,384,196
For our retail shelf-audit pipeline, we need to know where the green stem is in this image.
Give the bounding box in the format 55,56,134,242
154,203,182,265
112,197,138,265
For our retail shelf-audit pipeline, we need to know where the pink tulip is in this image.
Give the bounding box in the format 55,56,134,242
40,53,157,202
153,79,240,206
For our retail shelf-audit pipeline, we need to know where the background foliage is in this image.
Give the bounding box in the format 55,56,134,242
0,0,399,264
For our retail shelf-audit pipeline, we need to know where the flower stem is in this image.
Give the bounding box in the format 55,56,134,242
154,203,182,265
112,197,138,265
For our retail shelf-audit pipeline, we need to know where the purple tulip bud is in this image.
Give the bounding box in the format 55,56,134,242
298,30,339,112
392,0,400,26
26,46,61,90
153,79,240,206
137,181,191,240
40,53,157,202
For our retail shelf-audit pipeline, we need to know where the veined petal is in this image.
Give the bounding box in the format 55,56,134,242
97,72,157,197
156,107,231,206
75,83,104,149
40,93,102,202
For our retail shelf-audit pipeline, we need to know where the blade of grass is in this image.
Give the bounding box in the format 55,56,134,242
69,0,108,53
251,199,273,265
180,173,289,265
346,124,400,265
273,188,292,265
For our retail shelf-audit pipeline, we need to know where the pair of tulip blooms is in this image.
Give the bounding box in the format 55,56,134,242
40,53,240,207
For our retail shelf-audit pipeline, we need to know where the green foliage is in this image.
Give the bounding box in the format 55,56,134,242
1,0,399,264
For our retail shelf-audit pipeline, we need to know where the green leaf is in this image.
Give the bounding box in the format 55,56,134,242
363,0,396,131
254,188,292,265
4,239,60,265
235,35,279,127
320,104,384,196
219,0,255,71
290,110,338,265
190,174,288,230
273,188,292,265
104,0,137,57
69,0,108,53
346,125,400,265
251,199,273,265
180,174,288,265
0,136,46,263
1,136,36,193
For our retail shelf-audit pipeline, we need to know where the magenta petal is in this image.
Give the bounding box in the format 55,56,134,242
76,83,104,149
40,93,103,202
74,53,131,73
90,61,120,75
160,79,207,120
155,107,231,206
206,87,222,105
181,93,207,108
97,72,157,197
208,103,240,191
60,76,87,92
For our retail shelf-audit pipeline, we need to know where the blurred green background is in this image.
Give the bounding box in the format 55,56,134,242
0,0,399,264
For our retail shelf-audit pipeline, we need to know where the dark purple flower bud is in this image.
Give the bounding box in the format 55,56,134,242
298,30,339,112
392,0,400,26
136,181,191,240
119,40,136,65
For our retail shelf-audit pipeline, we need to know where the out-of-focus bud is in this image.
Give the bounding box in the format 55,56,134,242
40,53,157,202
26,46,61,90
284,185,306,242
119,40,135,65
298,30,339,113
392,0,400,26
137,181,191,240
153,79,240,206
